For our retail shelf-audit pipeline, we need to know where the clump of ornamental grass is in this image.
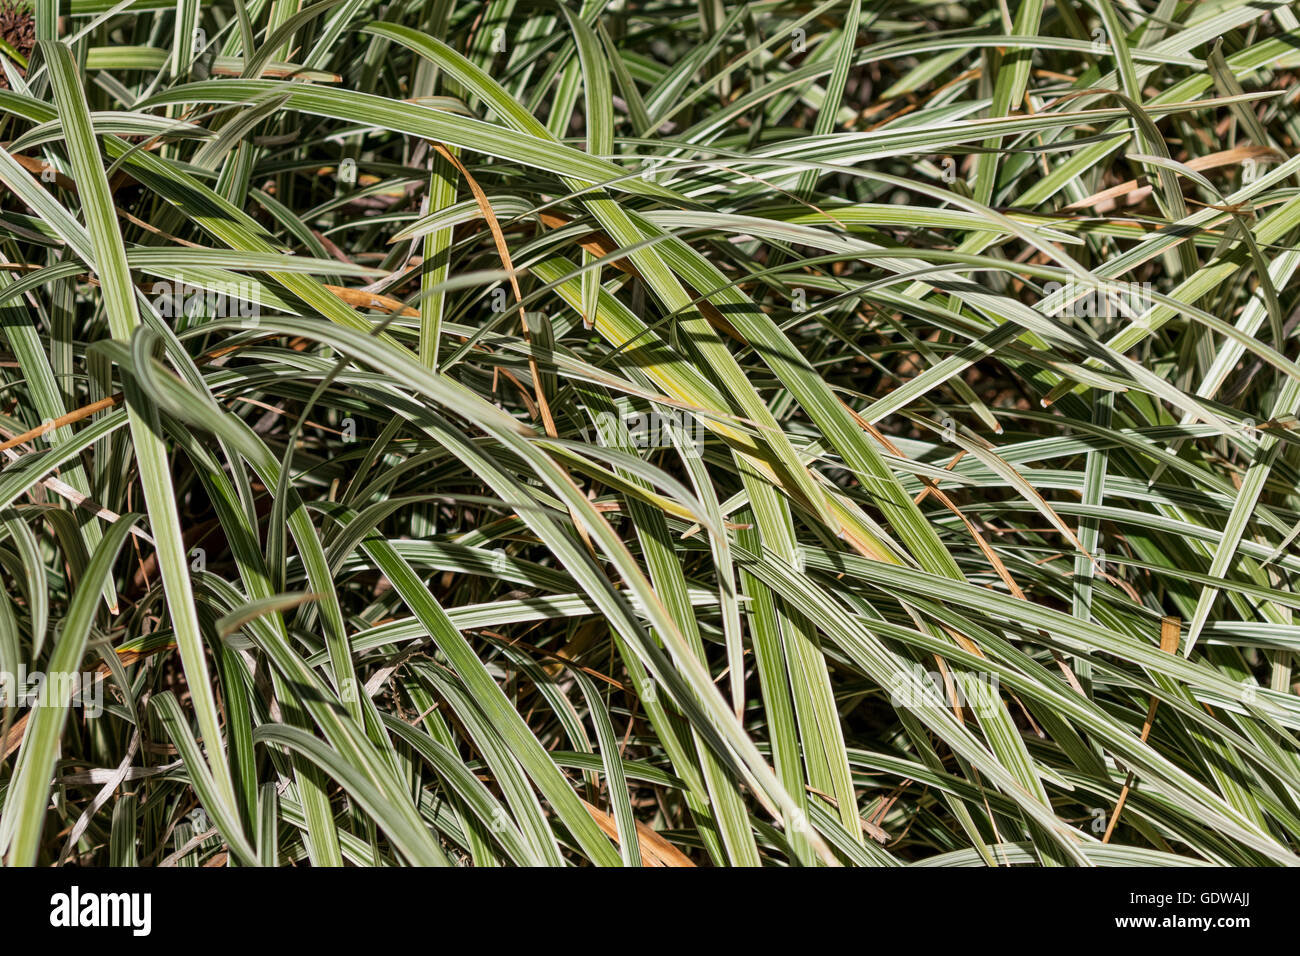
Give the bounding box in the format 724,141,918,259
0,0,1297,867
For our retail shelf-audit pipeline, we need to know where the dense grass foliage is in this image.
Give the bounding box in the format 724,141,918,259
0,0,1298,867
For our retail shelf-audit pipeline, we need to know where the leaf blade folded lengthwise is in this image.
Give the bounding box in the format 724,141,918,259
42,41,239,819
